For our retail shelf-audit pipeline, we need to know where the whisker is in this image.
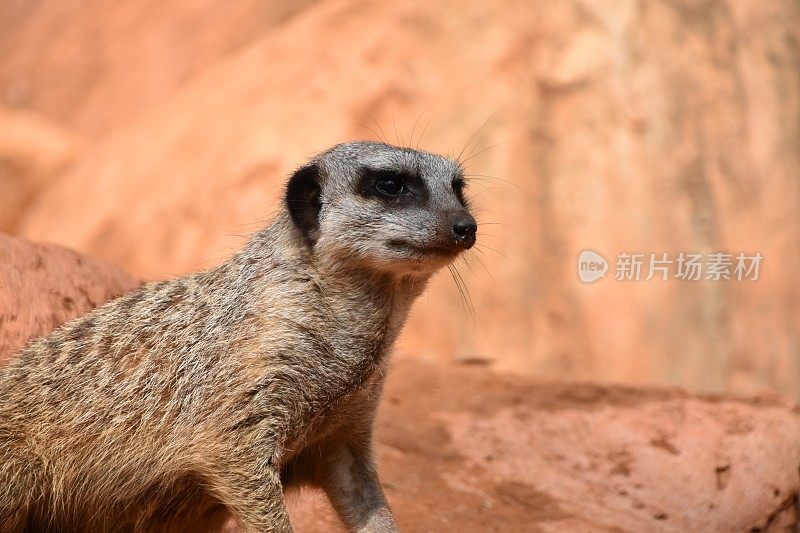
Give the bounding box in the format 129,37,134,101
356,123,384,142
416,112,436,149
470,207,500,217
467,250,496,284
468,186,503,200
447,264,465,310
460,140,519,165
462,114,498,162
367,113,389,144
457,258,481,330
452,264,475,317
447,265,466,311
464,174,527,193
408,110,425,149
393,112,401,145
474,243,508,259
456,115,493,162
459,254,476,277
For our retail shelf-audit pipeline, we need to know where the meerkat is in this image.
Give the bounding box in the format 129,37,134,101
0,141,477,532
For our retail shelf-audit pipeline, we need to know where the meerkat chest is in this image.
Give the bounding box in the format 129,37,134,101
292,367,387,449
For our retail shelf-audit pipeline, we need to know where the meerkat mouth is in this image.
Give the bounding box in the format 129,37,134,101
387,239,461,257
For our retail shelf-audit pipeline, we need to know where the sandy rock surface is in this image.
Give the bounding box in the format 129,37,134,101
279,359,800,532
0,233,139,362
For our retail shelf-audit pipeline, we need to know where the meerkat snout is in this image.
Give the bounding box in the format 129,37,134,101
449,211,477,248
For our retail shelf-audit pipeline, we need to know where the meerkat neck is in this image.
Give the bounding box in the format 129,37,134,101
240,214,430,342
319,263,430,342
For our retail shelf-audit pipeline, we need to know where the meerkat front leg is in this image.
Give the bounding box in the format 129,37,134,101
318,440,398,533
213,462,293,532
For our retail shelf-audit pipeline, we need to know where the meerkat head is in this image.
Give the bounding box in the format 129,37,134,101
285,141,477,278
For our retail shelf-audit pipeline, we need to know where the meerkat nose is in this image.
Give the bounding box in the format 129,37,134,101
450,212,477,248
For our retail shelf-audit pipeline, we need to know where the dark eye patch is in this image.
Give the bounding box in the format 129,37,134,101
452,176,468,206
357,167,427,205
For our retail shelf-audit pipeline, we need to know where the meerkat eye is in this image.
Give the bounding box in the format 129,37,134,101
375,178,405,197
372,171,410,198
358,167,419,201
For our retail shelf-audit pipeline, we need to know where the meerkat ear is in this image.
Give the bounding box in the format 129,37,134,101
285,163,322,244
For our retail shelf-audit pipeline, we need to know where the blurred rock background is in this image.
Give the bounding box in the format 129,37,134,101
2,0,799,398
